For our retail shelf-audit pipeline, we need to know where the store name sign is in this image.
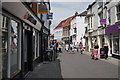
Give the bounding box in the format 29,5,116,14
100,19,106,24
24,12,37,25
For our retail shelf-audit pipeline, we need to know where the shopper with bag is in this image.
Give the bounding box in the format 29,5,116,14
93,42,99,60
103,43,109,59
79,42,83,54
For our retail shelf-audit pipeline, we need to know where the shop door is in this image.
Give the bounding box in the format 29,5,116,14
23,30,33,73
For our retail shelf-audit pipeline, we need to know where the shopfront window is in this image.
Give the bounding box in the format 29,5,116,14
33,29,39,60
113,34,119,55
10,20,18,76
2,15,8,78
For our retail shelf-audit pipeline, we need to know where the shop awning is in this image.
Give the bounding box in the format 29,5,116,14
105,24,120,34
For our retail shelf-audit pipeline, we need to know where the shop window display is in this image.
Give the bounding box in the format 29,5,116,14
10,20,18,76
33,29,39,60
113,34,119,55
2,15,8,78
113,38,119,54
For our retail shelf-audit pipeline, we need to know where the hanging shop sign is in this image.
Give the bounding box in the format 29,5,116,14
47,12,53,19
38,3,49,14
100,19,106,24
24,12,37,25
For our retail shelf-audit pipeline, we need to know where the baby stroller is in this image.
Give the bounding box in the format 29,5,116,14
100,48,106,59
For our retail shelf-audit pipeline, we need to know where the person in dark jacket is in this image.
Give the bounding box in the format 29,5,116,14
103,43,109,59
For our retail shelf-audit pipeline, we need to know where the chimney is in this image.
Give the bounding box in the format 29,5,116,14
75,12,78,16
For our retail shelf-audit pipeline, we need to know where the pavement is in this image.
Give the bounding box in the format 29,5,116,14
25,59,63,80
24,49,120,80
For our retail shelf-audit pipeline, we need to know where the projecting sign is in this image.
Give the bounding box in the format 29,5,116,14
100,19,106,24
47,13,53,19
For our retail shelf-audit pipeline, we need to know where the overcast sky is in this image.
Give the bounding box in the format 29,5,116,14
50,1,94,33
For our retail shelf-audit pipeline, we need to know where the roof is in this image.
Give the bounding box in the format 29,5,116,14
54,15,75,30
78,11,87,16
53,19,66,30
87,1,96,10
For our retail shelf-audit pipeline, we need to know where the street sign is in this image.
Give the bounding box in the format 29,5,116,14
47,13,53,19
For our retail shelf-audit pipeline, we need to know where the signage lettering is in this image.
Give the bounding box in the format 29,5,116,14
47,13,53,19
24,12,37,25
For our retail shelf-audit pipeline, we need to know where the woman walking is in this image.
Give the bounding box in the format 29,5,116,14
93,42,99,60
65,43,69,52
79,42,83,54
103,43,109,59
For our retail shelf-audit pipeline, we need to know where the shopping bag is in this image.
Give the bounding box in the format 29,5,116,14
91,53,94,57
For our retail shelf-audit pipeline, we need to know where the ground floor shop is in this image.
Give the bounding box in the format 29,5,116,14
85,30,105,52
105,23,120,57
0,2,48,79
105,33,120,57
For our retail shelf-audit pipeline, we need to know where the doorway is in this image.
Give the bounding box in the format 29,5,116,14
23,29,33,73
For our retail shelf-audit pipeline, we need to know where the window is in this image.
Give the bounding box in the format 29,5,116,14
74,27,77,33
98,1,103,8
98,12,103,20
116,4,120,20
33,29,39,60
108,9,111,24
10,20,19,76
2,15,8,78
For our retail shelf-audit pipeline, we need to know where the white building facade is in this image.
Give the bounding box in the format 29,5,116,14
70,16,86,46
54,28,63,40
85,0,120,57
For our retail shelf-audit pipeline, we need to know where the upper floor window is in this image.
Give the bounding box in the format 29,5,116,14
116,4,120,20
98,1,103,8
98,12,103,19
105,0,112,5
108,9,111,24
74,27,77,33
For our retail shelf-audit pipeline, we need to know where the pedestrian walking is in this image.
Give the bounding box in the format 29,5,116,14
76,42,79,52
90,48,94,59
93,42,99,60
69,43,74,54
103,43,109,59
58,44,62,53
79,42,83,54
65,43,69,52
53,42,57,61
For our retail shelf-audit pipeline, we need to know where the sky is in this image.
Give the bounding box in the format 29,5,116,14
50,1,94,33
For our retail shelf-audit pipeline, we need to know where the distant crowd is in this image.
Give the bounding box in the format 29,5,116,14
47,41,109,61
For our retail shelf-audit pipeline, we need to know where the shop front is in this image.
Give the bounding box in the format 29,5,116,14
105,23,120,57
1,2,42,79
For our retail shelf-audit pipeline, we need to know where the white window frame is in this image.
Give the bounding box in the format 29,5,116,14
2,14,22,78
